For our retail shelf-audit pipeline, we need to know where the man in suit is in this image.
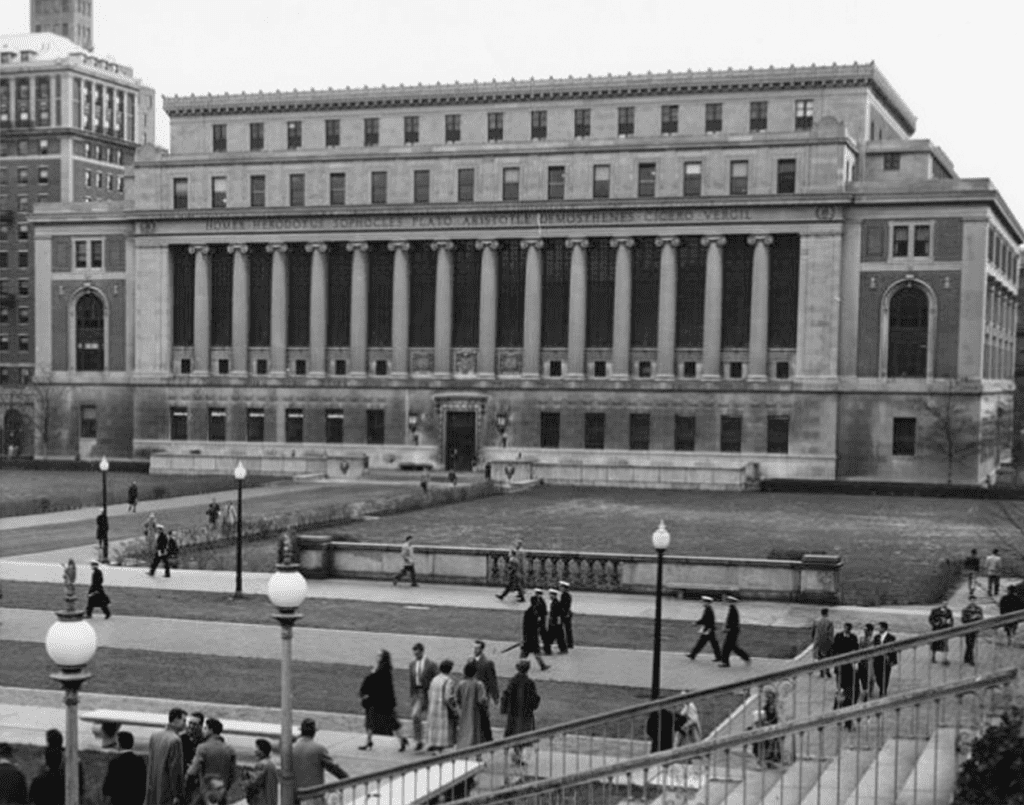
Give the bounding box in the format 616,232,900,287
546,589,568,653
0,742,28,804
186,717,236,804
872,622,898,696
529,589,548,653
719,595,750,667
293,718,347,804
146,708,186,805
831,623,860,721
244,740,278,805
558,581,574,649
102,731,146,805
962,595,984,665
688,596,722,662
811,608,835,677
408,642,438,751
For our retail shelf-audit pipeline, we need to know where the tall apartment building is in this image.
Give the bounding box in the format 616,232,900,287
0,31,155,455
27,63,1024,484
30,0,94,52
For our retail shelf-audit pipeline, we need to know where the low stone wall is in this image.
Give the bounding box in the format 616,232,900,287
297,537,842,603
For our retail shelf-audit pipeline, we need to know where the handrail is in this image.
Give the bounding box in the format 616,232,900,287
447,668,1019,805
298,609,1024,801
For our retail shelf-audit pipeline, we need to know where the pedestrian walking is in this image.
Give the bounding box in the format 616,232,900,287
455,662,489,748
929,602,954,665
985,549,1003,597
148,526,172,577
0,742,28,805
999,584,1024,645
688,596,722,662
393,535,418,587
811,608,835,677
501,660,541,765
206,498,221,532
469,640,499,739
558,581,574,649
186,717,236,805
963,548,980,596
719,595,751,667
220,502,236,540
292,718,347,805
424,659,458,752
144,512,157,541
96,510,109,564
358,650,409,751
127,481,138,513
856,623,875,701
408,643,438,751
86,559,111,619
244,740,278,805
519,600,549,671
146,709,186,805
102,731,146,805
545,588,567,654
495,538,526,602
831,623,860,726
872,622,898,696
962,595,984,665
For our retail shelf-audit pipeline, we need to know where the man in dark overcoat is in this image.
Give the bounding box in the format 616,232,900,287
688,596,722,662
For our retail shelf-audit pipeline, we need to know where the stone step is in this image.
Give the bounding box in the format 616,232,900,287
841,737,923,805
894,728,957,805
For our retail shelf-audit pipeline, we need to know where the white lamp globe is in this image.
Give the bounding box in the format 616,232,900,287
98,456,110,472
45,618,97,670
233,461,247,482
268,569,308,611
651,520,671,551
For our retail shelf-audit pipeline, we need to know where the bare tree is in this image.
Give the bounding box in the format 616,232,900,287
918,389,1000,485
0,381,62,457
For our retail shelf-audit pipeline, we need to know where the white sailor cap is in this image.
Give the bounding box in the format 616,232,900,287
700,595,714,603
558,580,570,588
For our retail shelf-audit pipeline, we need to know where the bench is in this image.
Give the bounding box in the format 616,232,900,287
80,709,299,744
339,759,482,805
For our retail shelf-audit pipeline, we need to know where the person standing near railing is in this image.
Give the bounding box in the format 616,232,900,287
831,623,860,726
962,595,984,665
872,621,897,696
811,608,835,678
856,623,875,701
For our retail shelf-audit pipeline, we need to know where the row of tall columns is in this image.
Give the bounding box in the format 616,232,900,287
185,235,778,379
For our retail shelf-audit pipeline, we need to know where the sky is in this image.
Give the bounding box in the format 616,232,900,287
4,0,1024,227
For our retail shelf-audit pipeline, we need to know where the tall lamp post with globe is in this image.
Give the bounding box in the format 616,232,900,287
650,520,671,700
45,560,97,805
267,535,308,805
233,461,247,598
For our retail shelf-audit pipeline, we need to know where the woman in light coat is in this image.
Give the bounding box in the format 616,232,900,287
425,659,458,751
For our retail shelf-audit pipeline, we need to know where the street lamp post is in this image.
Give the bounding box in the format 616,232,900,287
650,520,671,700
496,412,509,447
233,461,247,598
98,456,109,563
45,560,97,805
408,412,420,445
268,538,307,805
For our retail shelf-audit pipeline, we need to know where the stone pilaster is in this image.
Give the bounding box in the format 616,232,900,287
227,244,249,375
431,240,454,376
610,237,634,379
346,242,369,377
700,236,726,379
388,241,410,376
266,243,288,376
476,239,499,377
655,236,680,379
747,234,774,379
520,239,544,378
188,244,210,375
566,238,589,378
306,242,328,377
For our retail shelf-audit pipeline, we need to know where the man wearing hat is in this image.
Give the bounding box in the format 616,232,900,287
86,559,111,619
545,589,567,654
719,595,750,667
244,739,278,805
558,581,574,650
688,596,722,662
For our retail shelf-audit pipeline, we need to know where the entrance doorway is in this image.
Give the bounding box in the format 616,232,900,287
445,411,476,472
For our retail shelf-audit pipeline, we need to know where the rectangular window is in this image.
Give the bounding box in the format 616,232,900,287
777,159,796,194
574,108,590,137
413,169,430,203
287,120,302,149
246,408,264,442
584,413,605,449
173,177,187,209
502,167,519,201
749,101,768,132
75,240,87,267
326,410,344,442
661,105,679,134
593,164,610,199
893,417,916,456
250,175,265,207
913,225,931,257
90,239,102,267
325,119,340,147
212,123,226,152
364,117,379,146
445,114,461,143
16,306,27,324
638,162,656,198
487,112,503,142
892,225,909,257
37,167,48,184
170,407,188,440
720,415,742,452
883,153,901,171
208,408,226,441
540,412,560,448
18,334,29,351
404,115,419,144
547,166,565,200
371,171,387,204
249,122,263,151
705,103,723,133
367,409,385,444
457,168,474,202
285,408,303,443
617,106,634,136
329,172,345,206
767,416,789,453
795,100,814,130
683,162,702,197
729,161,749,195
531,110,547,140
629,413,651,450
18,250,28,268
289,173,305,206
80,405,97,438
211,176,227,208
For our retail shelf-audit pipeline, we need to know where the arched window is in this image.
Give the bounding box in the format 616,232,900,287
76,292,104,371
887,285,928,378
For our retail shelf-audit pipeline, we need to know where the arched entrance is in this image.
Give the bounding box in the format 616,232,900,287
887,285,928,378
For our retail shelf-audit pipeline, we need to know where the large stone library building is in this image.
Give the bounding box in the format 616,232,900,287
28,62,1023,485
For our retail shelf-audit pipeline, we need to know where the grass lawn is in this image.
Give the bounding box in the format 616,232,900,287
0,582,808,658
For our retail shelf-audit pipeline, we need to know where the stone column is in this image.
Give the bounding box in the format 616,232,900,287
267,243,288,375
566,238,589,378
306,242,328,377
188,244,210,375
655,236,680,379
610,238,634,379
387,241,410,376
431,241,454,376
227,244,249,375
700,236,726,378
347,242,369,377
520,239,544,377
476,239,499,377
747,234,774,380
